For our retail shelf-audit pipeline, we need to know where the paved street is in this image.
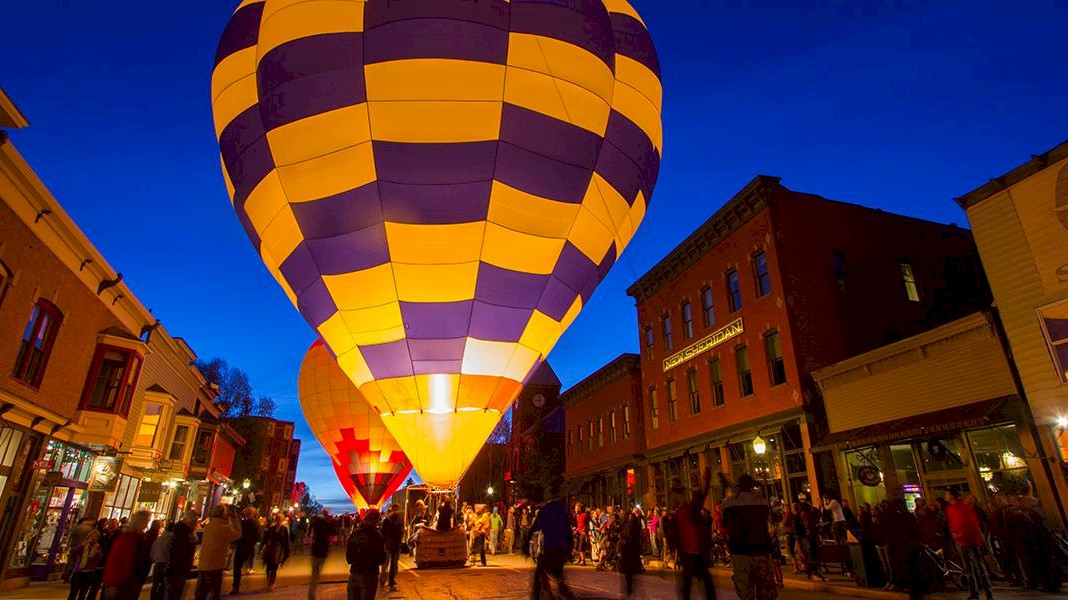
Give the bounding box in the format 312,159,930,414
0,552,1054,600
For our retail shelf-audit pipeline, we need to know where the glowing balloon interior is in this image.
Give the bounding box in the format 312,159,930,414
298,340,412,507
213,0,662,486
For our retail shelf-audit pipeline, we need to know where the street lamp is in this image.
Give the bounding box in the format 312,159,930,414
242,479,250,490
752,435,769,498
752,435,767,456
487,486,494,496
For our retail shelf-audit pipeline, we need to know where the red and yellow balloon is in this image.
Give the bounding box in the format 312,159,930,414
213,0,662,486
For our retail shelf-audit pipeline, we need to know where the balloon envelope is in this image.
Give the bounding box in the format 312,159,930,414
298,340,412,507
213,0,662,486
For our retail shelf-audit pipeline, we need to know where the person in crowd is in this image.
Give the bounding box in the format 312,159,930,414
191,505,240,600
101,510,153,600
722,474,775,600
945,490,992,600
882,498,921,594
65,517,97,583
647,508,661,559
68,529,104,600
230,507,261,595
347,508,386,600
504,506,517,555
435,499,454,532
149,523,173,600
673,467,715,600
470,505,491,567
261,512,291,593
308,508,338,600
821,495,854,577
519,506,532,556
489,506,503,555
780,502,801,574
527,484,577,600
379,504,403,590
573,502,590,566
798,500,824,582
619,508,645,597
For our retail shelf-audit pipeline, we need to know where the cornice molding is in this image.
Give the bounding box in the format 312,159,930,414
562,353,641,407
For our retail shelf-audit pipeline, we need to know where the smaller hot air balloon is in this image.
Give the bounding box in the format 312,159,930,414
299,340,412,508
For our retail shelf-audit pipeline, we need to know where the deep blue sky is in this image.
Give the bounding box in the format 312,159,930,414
3,1,1065,511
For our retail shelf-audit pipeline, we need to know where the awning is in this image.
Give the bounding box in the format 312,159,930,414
811,396,1019,453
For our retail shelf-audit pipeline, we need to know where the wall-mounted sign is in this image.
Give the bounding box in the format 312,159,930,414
31,459,55,471
138,481,163,504
857,466,882,487
663,318,744,372
89,456,123,491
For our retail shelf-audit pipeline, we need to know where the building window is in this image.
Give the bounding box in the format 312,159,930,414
576,427,582,454
622,405,631,439
727,270,742,312
833,251,848,291
701,286,714,328
667,379,678,422
587,421,594,450
681,302,694,339
597,416,604,447
609,411,617,443
644,326,654,359
661,314,673,351
169,425,190,461
754,252,772,296
686,369,701,415
649,387,659,430
0,261,11,309
735,345,753,396
134,403,164,448
710,358,725,407
1039,302,1068,382
80,345,143,416
764,330,787,386
12,299,63,388
901,262,920,302
192,430,214,466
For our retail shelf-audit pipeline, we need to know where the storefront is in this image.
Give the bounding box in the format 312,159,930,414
0,423,44,585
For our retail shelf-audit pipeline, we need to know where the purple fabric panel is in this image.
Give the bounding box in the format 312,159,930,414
509,1,614,68
373,141,498,185
604,110,660,202
400,301,473,340
363,19,508,64
470,302,532,342
495,142,592,204
305,223,390,275
361,340,415,380
279,243,320,293
500,104,602,170
413,360,464,376
597,244,617,281
364,0,510,30
595,140,642,205
609,13,660,77
537,277,579,322
219,104,266,164
219,106,275,206
233,203,261,252
214,1,264,66
379,181,491,225
258,33,363,90
291,183,383,240
408,338,467,362
552,242,600,302
296,278,338,327
474,263,550,309
1045,318,1068,341
521,358,546,386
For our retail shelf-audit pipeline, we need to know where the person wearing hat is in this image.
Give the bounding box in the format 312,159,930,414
194,505,241,600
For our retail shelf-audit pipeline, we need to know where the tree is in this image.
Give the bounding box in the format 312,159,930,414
252,395,276,417
194,357,275,418
486,408,513,445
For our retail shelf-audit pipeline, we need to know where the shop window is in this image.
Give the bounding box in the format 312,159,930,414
0,427,24,498
686,369,700,415
727,270,742,312
709,358,725,407
134,403,164,448
644,326,654,360
754,252,772,297
80,345,143,416
764,330,787,386
597,416,604,447
833,251,848,291
728,441,749,479
12,299,63,388
666,378,678,422
681,302,694,339
919,437,965,473
1039,301,1068,382
0,261,11,309
101,475,140,521
901,262,920,302
661,314,673,351
169,425,190,461
845,447,886,508
701,286,714,328
648,387,659,430
735,345,753,396
968,425,1033,496
622,405,631,439
609,411,617,443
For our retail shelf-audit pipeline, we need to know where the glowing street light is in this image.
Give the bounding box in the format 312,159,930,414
242,479,250,490
487,486,494,496
752,435,767,456
1057,416,1068,430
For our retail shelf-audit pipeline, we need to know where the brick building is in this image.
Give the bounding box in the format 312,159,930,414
562,354,644,509
230,417,301,512
626,175,989,508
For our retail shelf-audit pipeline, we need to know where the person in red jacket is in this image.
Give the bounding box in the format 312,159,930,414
102,510,153,600
944,490,992,600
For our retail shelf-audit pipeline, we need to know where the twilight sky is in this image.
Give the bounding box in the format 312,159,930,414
2,1,1065,512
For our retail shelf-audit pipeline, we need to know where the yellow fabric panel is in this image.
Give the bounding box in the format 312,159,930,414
259,248,298,306
518,310,564,357
258,0,365,56
602,0,644,23
368,101,502,143
266,104,371,167
211,46,257,105
316,312,356,351
504,68,611,136
339,302,404,342
487,181,579,238
615,55,663,112
611,83,663,153
457,375,500,410
258,206,304,265
462,339,521,379
365,59,506,102
588,174,634,249
236,0,265,10
323,264,398,311
385,222,485,264
487,378,524,412
380,410,500,487
561,296,583,330
482,223,566,275
372,377,421,412
335,347,374,388
220,155,235,203
275,141,376,203
507,34,615,104
503,344,541,383
243,171,288,234
392,262,479,303
212,73,258,138
413,373,461,412
567,205,616,264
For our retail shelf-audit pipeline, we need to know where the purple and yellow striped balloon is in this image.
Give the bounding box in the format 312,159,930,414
212,0,662,487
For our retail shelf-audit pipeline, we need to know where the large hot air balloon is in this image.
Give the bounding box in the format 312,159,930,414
298,340,412,507
212,0,662,486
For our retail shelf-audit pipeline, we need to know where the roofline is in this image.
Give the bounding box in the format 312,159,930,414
0,87,29,129
955,139,1068,209
561,353,641,407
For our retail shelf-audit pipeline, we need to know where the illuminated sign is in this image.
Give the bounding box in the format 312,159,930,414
663,318,744,372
